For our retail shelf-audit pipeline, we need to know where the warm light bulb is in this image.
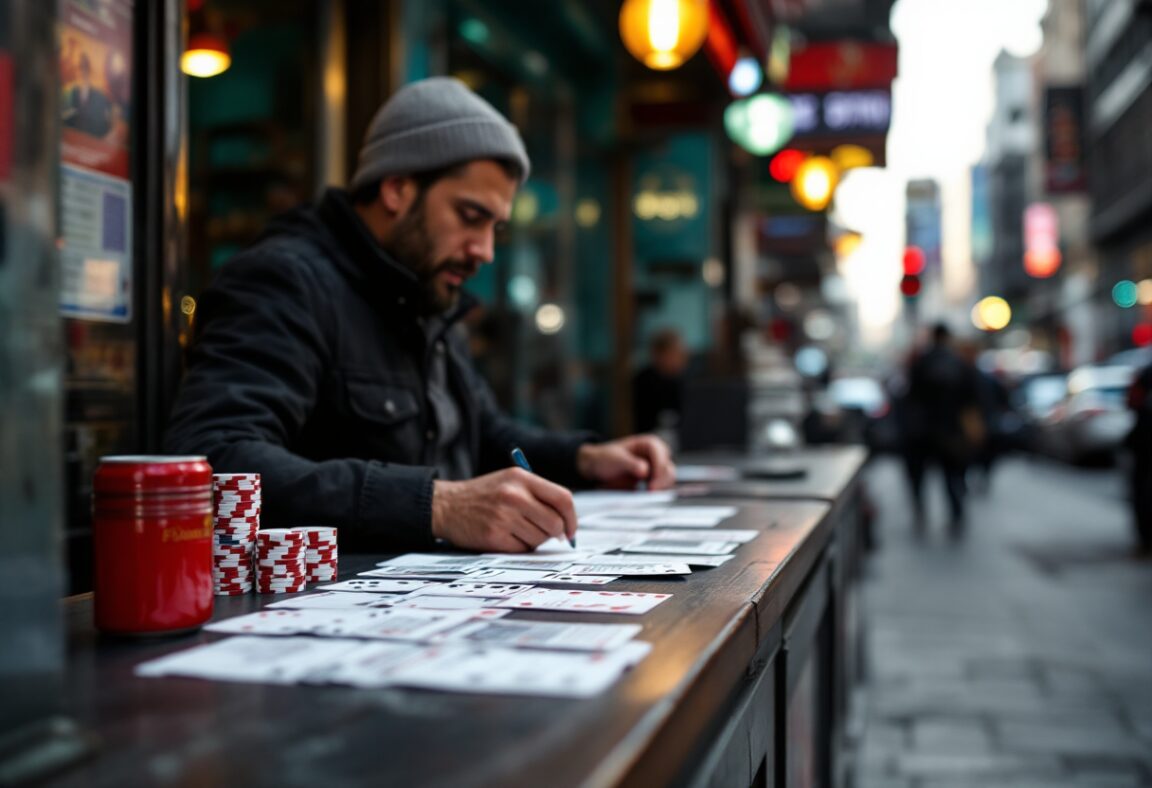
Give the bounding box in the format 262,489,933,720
182,34,231,78
619,0,708,71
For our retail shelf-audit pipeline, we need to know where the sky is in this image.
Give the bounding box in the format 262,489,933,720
843,0,1050,347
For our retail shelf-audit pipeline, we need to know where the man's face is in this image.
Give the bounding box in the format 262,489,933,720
383,160,516,314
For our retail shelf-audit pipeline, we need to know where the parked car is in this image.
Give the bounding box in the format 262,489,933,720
1034,365,1136,464
1013,372,1068,452
826,375,898,453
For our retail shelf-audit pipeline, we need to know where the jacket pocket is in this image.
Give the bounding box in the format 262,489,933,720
345,380,421,427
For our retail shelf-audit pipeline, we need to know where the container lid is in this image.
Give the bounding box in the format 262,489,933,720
100,455,208,463
95,455,213,496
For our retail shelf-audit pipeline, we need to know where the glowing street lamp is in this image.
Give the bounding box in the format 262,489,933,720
972,296,1012,332
791,156,838,211
182,32,231,78
619,0,709,71
724,93,794,156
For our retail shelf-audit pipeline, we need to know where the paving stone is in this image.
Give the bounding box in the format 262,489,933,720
1041,666,1107,696
997,719,1148,757
890,751,1061,780
912,719,992,756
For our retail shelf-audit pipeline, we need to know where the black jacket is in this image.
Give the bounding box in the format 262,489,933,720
164,189,593,551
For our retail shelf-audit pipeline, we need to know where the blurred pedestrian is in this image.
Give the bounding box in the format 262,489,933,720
633,327,689,436
1124,361,1152,556
959,341,1016,493
901,323,983,532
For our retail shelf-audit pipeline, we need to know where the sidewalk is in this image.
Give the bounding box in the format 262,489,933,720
854,456,1152,788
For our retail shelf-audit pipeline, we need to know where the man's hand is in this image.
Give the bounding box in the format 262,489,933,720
431,468,577,552
576,435,676,491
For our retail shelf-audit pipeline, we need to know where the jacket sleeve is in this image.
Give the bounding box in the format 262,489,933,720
163,248,437,552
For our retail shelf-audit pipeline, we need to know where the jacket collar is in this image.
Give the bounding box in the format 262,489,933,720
315,188,477,325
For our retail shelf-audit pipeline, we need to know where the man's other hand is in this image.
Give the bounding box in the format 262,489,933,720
431,468,577,552
576,435,676,491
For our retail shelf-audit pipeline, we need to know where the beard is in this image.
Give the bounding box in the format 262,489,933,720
383,203,476,314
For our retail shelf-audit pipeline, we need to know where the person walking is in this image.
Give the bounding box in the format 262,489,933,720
900,323,982,533
1125,361,1152,556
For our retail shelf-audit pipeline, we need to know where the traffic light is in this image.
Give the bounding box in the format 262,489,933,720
901,246,924,298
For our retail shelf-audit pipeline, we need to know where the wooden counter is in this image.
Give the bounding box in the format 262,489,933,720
55,453,867,787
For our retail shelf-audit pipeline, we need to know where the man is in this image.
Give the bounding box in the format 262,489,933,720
900,322,981,531
165,77,674,553
63,52,113,138
632,327,688,435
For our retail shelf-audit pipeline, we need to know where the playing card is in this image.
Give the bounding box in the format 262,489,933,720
588,508,670,520
567,531,646,552
479,557,578,572
389,641,653,697
649,528,758,543
572,490,677,516
577,518,664,531
495,588,671,615
391,595,512,613
265,591,398,609
665,505,739,519
304,641,427,687
618,539,740,555
461,568,558,583
375,554,493,570
404,581,534,599
561,562,691,576
313,607,474,641
536,573,622,585
205,608,344,636
602,553,736,568
135,636,364,684
360,566,479,580
318,578,437,593
439,619,643,652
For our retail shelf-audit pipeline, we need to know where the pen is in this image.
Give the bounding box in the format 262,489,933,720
510,447,577,549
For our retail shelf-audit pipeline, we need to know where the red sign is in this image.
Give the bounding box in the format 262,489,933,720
785,41,898,91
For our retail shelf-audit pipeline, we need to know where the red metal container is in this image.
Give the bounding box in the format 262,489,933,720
92,455,214,635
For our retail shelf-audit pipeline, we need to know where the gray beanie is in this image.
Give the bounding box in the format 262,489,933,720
349,77,531,191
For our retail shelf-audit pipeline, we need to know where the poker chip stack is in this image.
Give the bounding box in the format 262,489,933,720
292,526,339,583
255,528,307,594
212,473,261,595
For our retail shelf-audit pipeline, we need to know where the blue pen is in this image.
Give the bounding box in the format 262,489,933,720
510,447,577,549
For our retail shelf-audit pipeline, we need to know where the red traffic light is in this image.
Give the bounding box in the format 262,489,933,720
902,247,925,276
769,149,806,182
900,274,922,298
1134,323,1152,347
